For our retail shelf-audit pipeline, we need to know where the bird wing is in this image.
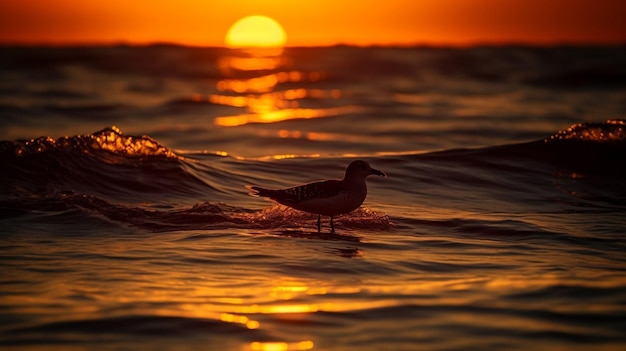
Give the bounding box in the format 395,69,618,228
282,180,344,202
251,180,344,204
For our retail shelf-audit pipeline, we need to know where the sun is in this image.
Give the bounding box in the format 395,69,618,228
225,15,287,48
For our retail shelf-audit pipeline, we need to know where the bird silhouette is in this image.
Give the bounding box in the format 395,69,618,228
248,160,386,233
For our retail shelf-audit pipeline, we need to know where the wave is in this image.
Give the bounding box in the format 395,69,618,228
8,314,262,336
333,302,626,347
1,191,390,236
545,119,626,144
2,120,625,233
0,126,216,202
1,125,178,159
414,119,626,176
3,314,270,350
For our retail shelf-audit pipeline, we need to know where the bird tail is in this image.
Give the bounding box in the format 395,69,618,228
246,185,272,197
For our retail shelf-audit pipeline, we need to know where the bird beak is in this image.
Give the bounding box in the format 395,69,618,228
370,167,387,177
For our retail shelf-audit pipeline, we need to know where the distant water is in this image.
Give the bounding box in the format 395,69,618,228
1,45,626,351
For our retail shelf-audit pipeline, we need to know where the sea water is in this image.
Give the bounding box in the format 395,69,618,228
1,45,625,350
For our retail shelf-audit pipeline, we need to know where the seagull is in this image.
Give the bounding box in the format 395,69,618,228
248,160,386,233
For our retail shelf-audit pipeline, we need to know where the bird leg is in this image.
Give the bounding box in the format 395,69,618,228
317,215,321,233
330,216,335,234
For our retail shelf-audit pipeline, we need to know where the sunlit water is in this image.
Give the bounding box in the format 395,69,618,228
1,45,626,350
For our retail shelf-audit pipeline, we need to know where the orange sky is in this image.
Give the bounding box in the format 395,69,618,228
0,0,624,46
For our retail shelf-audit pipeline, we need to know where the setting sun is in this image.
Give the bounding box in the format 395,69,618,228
225,15,287,48
1,1,625,46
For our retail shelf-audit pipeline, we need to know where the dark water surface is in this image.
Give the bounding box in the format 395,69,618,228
1,45,626,350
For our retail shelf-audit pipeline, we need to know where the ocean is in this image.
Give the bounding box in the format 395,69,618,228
1,45,625,351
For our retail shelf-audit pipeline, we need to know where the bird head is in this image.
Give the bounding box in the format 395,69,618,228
345,160,387,179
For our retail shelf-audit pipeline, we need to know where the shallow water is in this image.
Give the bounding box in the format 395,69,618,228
1,45,626,350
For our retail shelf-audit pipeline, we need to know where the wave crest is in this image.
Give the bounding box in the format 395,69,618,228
1,126,178,160
0,127,207,201
90,126,178,158
545,119,626,144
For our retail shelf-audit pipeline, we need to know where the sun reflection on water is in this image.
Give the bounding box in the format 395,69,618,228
209,48,349,128
220,312,260,329
249,340,314,351
214,106,362,127
219,54,287,72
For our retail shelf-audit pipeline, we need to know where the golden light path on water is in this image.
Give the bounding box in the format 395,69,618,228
6,226,623,351
173,272,603,350
214,106,362,127
208,48,360,128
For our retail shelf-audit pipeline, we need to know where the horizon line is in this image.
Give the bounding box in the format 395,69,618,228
1,39,625,49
